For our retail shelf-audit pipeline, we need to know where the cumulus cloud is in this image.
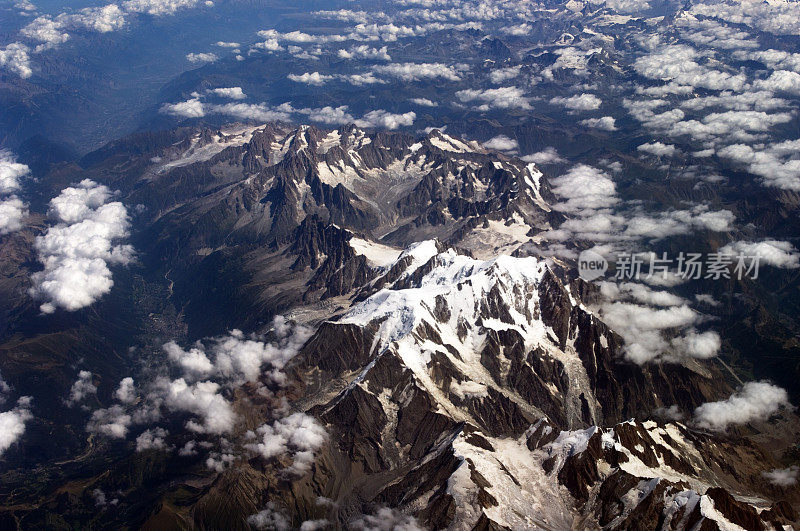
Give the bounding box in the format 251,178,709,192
605,0,651,13
373,62,462,81
600,302,720,364
548,164,619,213
489,65,521,84
87,404,132,438
693,381,791,431
456,86,530,110
355,110,416,130
66,370,97,406
115,377,137,404
245,412,327,475
0,197,29,235
122,0,202,16
0,42,32,78
482,135,518,152
0,150,30,194
337,45,390,61
248,503,290,531
339,73,385,86
637,142,677,157
522,147,565,165
349,507,424,531
599,281,686,307
91,317,312,442
633,44,746,91
0,397,33,456
164,319,312,385
29,180,133,313
212,102,291,123
719,240,800,269
287,71,333,86
163,379,235,434
136,427,168,451
763,466,799,487
410,97,438,107
754,70,800,95
186,52,217,63
579,116,617,131
298,105,355,125
0,151,30,235
210,87,245,100
622,205,735,239
716,141,800,191
690,0,800,36
160,98,205,118
550,93,602,112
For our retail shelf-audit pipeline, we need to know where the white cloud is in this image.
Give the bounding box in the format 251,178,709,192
716,141,800,191
123,0,201,16
548,164,618,213
245,412,327,475
0,197,29,235
753,70,800,95
216,102,292,122
522,147,565,164
482,135,518,152
599,281,685,307
164,319,312,385
763,466,799,487
136,427,168,451
694,381,791,431
210,87,245,100
160,98,205,118
622,205,735,238
287,72,333,86
0,42,32,78
409,98,438,107
30,180,133,313
349,507,424,531
186,52,218,63
604,0,651,13
355,110,416,130
0,397,32,456
337,45,390,61
87,404,132,438
66,370,97,406
164,378,235,434
373,62,462,81
579,116,617,131
489,65,521,83
600,302,719,364
215,41,240,48
633,44,746,91
0,150,30,194
339,73,385,85
21,16,72,50
690,0,800,36
299,105,355,125
719,240,800,269
115,377,137,404
636,142,677,157
550,93,602,112
456,86,530,110
249,503,290,531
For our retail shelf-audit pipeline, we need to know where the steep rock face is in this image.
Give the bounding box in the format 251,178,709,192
266,243,791,529
74,123,556,334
